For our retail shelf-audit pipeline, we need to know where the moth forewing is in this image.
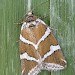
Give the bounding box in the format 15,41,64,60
19,12,67,75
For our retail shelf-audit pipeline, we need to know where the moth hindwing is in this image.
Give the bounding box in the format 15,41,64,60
19,12,67,75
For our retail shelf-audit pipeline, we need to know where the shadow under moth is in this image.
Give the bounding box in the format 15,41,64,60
19,12,67,75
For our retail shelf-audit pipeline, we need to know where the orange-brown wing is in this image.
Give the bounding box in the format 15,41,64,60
19,18,49,75
19,17,46,75
19,13,67,75
40,32,67,71
29,22,67,71
19,26,42,75
19,41,40,75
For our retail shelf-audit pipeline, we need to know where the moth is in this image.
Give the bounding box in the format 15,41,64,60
19,12,67,75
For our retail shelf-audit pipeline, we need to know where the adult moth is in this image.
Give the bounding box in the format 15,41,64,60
19,12,67,75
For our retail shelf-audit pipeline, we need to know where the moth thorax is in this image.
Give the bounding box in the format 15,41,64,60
26,13,37,22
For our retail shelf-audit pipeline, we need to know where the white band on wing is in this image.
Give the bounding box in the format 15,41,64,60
21,18,46,30
50,45,61,52
20,27,51,50
20,34,36,48
36,18,46,25
42,45,61,61
44,63,64,71
20,52,39,62
21,22,26,30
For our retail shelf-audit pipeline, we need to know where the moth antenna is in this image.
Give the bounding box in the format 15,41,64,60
17,0,50,24
16,40,20,43
14,22,23,25
49,26,58,33
40,13,49,19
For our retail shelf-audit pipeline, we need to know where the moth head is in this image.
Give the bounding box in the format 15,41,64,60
25,11,37,22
